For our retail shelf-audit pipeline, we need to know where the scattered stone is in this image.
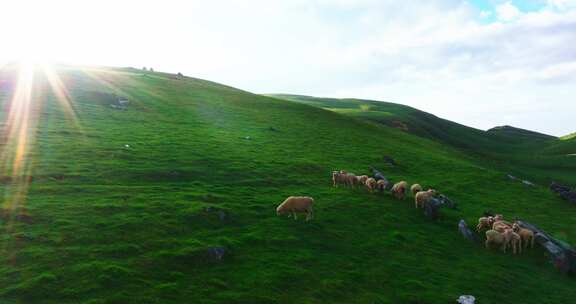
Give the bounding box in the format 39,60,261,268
370,166,387,181
517,220,576,274
424,197,444,220
458,220,477,242
383,155,397,167
507,174,517,180
438,194,457,209
522,180,535,187
550,182,576,204
204,206,228,222
457,295,475,304
206,247,227,261
244,136,251,140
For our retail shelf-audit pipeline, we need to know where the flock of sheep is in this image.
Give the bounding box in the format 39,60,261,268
275,170,440,223
477,214,535,254
275,169,540,258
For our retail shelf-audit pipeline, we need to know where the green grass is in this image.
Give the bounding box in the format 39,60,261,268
272,94,576,185
0,67,574,304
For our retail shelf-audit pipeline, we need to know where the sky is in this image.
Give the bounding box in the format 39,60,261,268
0,0,574,136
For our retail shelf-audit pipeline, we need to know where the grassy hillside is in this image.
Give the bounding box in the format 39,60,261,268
561,132,576,140
0,66,574,304
272,94,576,185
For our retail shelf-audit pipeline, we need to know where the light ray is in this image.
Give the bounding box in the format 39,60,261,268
42,64,82,130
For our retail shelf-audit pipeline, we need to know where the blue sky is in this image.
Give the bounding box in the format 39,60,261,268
1,0,575,136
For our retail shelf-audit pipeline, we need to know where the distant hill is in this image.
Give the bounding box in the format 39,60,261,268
269,94,575,185
487,125,557,141
561,132,576,140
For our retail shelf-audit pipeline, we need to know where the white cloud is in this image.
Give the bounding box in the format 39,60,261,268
496,2,521,21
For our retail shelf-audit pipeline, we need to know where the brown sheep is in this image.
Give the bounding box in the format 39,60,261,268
513,223,535,249
332,171,346,187
476,216,495,232
346,173,358,187
410,184,423,195
391,181,408,200
492,220,513,233
376,179,388,192
365,177,377,193
356,175,369,185
276,196,314,221
503,229,522,254
485,229,510,253
414,189,436,208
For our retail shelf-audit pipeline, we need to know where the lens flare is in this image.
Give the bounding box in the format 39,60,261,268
1,62,81,257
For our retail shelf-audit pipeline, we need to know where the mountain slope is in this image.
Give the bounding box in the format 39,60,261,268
0,67,574,304
271,94,575,185
561,132,576,140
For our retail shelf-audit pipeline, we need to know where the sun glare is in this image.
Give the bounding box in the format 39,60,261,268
0,59,81,251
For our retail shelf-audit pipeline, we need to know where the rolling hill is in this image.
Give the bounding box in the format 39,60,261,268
0,66,574,303
271,94,576,185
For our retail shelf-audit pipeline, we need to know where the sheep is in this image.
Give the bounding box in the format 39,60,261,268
414,189,436,208
356,175,369,185
513,223,535,249
503,229,522,254
485,230,510,253
410,184,423,195
476,216,495,232
346,173,358,187
492,220,513,233
390,181,408,200
365,177,377,193
376,179,388,192
332,171,346,187
276,196,314,221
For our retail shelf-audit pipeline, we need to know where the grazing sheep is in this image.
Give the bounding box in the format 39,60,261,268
485,230,509,253
492,220,513,233
346,173,358,187
391,181,408,200
414,189,437,208
376,179,388,192
476,216,495,232
365,177,377,193
503,229,522,254
410,184,423,195
513,223,535,249
356,175,369,185
332,171,346,187
276,196,314,221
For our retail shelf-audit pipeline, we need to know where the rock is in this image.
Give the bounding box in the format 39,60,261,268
550,181,571,193
438,194,457,209
522,180,535,187
206,247,227,261
383,155,397,167
369,166,387,181
507,174,517,180
457,295,475,304
458,220,477,242
517,220,576,274
424,197,444,220
204,206,228,222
